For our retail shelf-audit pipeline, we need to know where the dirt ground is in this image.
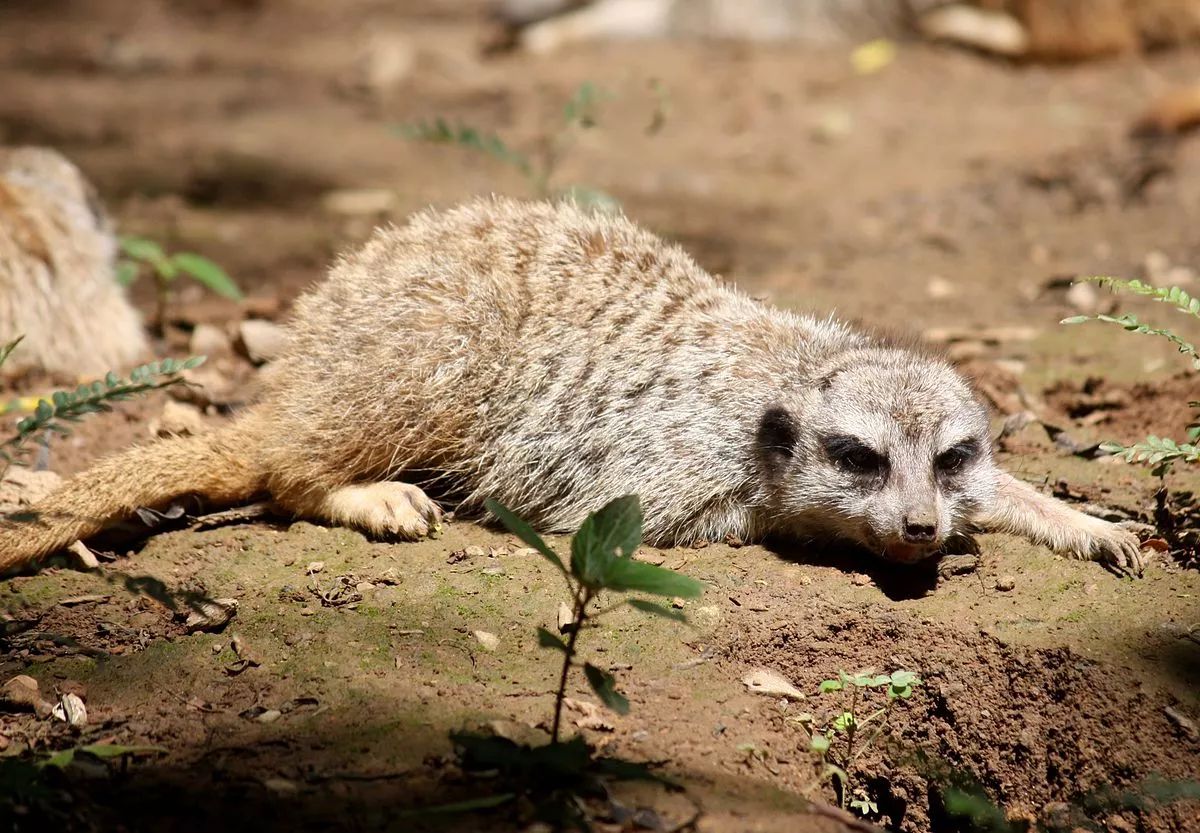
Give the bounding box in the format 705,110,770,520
2,1,1200,831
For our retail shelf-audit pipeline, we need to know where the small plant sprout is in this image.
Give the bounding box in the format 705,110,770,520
116,236,242,335
398,80,668,213
0,339,204,477
799,669,922,816
1063,277,1199,476
487,494,703,741
417,495,701,828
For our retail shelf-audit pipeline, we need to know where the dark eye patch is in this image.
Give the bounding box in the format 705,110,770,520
822,434,886,476
935,439,979,475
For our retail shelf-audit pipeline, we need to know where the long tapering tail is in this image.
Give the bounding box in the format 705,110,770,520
0,412,267,574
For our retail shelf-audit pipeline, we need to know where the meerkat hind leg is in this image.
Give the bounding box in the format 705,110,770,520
277,482,443,541
975,471,1145,575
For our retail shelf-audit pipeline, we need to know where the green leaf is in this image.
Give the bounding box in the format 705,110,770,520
584,662,629,715
832,711,856,733
558,184,621,215
889,670,920,687
536,627,568,653
602,558,703,598
115,260,139,286
173,253,242,300
119,236,167,263
809,734,831,754
627,598,686,622
183,355,206,369
41,744,163,769
0,336,22,369
850,798,878,816
485,498,567,577
1061,315,1090,325
818,679,843,693
570,494,643,588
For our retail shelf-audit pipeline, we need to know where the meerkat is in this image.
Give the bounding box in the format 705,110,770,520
495,0,1200,61
0,197,1145,575
0,146,148,380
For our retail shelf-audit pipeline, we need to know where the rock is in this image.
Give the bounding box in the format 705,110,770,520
255,709,283,724
1,675,53,718
189,323,233,358
1064,281,1100,314
149,400,207,438
633,549,666,565
183,598,239,633
557,602,576,633
355,32,416,96
170,366,241,408
237,319,287,364
321,188,399,217
995,576,1016,592
0,468,61,511
262,777,299,794
473,630,500,651
742,668,805,701
926,276,956,299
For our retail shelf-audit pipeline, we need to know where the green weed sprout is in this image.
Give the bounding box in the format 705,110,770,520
1063,277,1199,476
116,235,242,334
0,336,204,476
799,669,922,816
413,495,702,828
487,493,702,741
397,80,668,213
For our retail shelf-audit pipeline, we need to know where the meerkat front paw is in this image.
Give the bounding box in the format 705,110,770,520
323,482,443,541
1059,515,1146,576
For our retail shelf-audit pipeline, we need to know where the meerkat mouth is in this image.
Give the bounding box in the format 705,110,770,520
881,542,939,564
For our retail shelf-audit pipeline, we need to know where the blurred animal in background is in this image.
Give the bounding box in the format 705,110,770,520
491,0,1200,61
0,147,147,380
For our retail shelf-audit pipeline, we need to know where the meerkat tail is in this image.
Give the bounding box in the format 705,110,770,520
0,412,267,573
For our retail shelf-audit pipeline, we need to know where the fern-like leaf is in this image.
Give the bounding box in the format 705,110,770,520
1,356,205,475
396,118,534,179
1080,276,1200,318
1062,312,1199,370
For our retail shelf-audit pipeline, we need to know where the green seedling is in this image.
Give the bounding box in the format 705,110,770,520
408,494,703,829
799,669,921,817
397,79,669,213
116,235,242,335
1064,277,1198,476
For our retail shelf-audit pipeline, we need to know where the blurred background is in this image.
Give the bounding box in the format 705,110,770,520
2,0,1198,355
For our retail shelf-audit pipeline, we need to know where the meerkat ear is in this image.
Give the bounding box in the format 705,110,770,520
756,406,798,476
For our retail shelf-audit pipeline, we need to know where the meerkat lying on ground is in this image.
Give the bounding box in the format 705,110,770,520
0,198,1145,575
0,146,147,380
495,0,1200,62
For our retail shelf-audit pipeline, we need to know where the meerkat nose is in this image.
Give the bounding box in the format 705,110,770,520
902,512,938,543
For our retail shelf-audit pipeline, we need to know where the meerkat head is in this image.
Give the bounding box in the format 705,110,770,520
756,347,996,563
0,146,111,237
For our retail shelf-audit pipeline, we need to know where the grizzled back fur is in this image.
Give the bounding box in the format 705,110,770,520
0,146,147,379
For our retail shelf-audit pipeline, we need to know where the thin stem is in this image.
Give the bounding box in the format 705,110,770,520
550,587,589,744
153,275,170,338
850,701,894,765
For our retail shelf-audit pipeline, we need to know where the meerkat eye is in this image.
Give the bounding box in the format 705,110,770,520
823,435,885,475
935,439,979,475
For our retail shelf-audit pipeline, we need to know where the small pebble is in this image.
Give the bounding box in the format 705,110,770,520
995,576,1016,592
